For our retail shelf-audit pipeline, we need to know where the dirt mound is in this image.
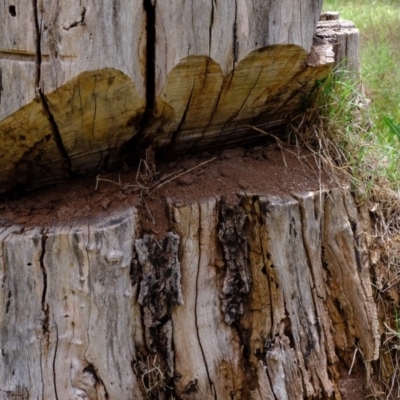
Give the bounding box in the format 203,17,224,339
0,144,337,235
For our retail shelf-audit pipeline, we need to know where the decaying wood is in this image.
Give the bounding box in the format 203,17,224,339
316,17,360,73
0,187,380,399
0,210,144,399
0,3,358,193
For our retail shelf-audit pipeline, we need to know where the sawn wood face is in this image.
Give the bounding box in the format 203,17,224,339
0,1,360,193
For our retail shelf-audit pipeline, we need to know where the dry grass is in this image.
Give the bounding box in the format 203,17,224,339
95,146,215,196
134,354,176,399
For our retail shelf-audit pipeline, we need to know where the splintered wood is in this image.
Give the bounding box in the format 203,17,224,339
0,188,379,399
0,1,361,193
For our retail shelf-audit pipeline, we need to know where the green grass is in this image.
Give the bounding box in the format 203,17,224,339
316,0,400,205
315,2,400,396
323,0,400,132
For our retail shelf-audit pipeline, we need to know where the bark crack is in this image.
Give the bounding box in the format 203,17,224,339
142,0,156,122
39,229,59,399
169,83,195,149
193,205,217,399
0,68,3,104
40,230,49,335
121,0,156,156
255,199,275,337
53,322,59,400
233,0,238,65
32,0,74,177
218,201,251,325
209,0,215,57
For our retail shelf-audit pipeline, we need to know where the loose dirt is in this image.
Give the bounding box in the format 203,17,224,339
0,144,337,232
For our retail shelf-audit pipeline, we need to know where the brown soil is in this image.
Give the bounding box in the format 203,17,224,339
337,364,369,400
0,144,338,235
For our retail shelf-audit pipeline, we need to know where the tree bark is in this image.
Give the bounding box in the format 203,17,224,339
0,188,379,399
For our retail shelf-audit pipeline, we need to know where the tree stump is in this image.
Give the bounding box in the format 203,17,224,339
0,147,380,399
0,2,359,194
0,2,372,399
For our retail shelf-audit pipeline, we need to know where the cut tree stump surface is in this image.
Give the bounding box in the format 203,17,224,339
0,146,380,399
0,1,363,194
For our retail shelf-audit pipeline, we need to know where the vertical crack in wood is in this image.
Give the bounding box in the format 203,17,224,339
192,79,224,150
39,230,49,336
169,83,195,150
218,66,264,139
38,90,74,176
52,323,59,400
141,0,156,115
0,68,2,104
121,0,156,157
32,0,74,177
32,0,41,92
209,0,215,58
82,222,109,399
233,0,238,65
39,228,60,399
194,205,217,399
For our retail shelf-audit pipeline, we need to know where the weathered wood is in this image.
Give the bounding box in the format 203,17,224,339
0,1,37,119
0,210,145,399
148,0,326,150
316,19,360,73
0,4,359,194
0,188,380,399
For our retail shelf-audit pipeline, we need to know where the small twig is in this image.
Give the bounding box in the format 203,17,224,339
136,158,144,184
217,178,227,185
142,197,156,225
156,168,185,184
96,175,124,190
140,354,173,393
149,157,216,194
348,346,358,375
153,236,163,250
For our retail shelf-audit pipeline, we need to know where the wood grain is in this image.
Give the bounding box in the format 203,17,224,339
0,3,358,193
0,1,37,120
